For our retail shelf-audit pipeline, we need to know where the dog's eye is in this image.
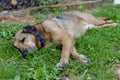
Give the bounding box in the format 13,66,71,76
19,37,25,43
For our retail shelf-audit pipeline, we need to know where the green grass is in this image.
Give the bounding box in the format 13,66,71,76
0,5,120,80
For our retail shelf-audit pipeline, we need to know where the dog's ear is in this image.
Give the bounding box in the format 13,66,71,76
22,25,38,34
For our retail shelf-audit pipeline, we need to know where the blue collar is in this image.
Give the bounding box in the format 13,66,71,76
22,25,44,47
36,33,44,47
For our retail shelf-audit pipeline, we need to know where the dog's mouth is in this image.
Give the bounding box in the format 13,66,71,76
14,46,36,59
22,46,37,58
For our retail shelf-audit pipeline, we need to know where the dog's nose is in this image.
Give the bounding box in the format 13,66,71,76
22,50,28,59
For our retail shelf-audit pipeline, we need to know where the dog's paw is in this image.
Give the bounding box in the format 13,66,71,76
56,62,68,70
79,54,90,65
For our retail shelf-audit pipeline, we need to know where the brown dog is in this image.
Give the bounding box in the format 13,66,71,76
14,11,117,68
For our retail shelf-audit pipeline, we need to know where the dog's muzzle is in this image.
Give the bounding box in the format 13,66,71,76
22,49,28,58
22,47,36,58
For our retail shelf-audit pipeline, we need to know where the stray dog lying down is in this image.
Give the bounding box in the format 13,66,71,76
14,11,117,68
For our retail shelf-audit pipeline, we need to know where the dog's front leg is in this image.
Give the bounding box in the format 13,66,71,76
56,37,73,69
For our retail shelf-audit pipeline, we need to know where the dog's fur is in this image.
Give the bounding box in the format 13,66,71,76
14,11,117,68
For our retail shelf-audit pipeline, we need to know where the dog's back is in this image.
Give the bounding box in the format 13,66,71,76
42,11,96,38
43,11,117,38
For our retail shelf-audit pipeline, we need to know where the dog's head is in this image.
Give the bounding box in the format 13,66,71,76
14,25,44,58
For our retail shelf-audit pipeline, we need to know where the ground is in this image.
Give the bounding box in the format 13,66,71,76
0,5,120,80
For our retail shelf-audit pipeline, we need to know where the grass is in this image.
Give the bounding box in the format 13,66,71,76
0,5,120,80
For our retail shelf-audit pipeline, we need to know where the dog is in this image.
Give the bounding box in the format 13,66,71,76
14,11,117,68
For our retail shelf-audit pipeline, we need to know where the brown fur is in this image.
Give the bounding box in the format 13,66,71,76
14,11,117,68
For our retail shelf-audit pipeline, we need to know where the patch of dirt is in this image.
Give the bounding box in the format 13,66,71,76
0,14,36,25
114,64,120,80
0,0,38,24
0,0,103,25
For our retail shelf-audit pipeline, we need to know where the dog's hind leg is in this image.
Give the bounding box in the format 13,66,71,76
96,17,117,28
71,47,90,64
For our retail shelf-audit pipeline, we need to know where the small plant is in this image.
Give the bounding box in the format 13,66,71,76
78,6,86,12
39,0,59,6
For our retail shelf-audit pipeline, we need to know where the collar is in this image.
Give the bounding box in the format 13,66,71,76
22,25,45,48
35,33,44,47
